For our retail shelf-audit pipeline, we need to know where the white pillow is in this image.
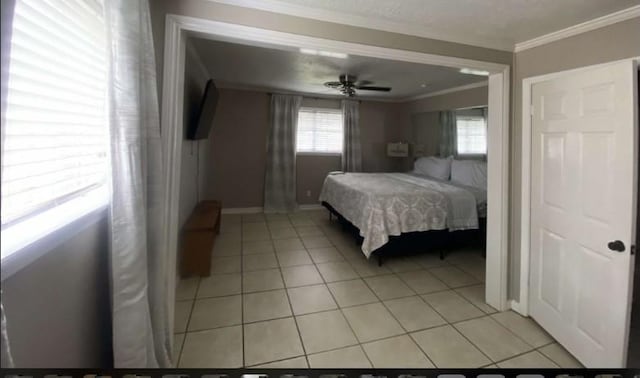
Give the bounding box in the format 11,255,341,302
413,156,452,180
450,159,487,189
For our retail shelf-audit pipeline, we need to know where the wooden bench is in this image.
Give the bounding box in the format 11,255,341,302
181,200,221,277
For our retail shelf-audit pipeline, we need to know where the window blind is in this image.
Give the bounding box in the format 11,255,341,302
296,107,343,153
1,0,108,227
456,116,487,155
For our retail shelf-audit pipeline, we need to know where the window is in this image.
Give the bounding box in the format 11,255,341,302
1,0,108,259
296,107,343,154
456,114,487,155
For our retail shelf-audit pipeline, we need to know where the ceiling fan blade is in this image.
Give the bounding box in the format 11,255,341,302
355,80,372,86
324,81,343,88
355,86,392,92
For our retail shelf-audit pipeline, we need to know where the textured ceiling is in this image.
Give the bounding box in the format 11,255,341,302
192,37,486,100
213,0,640,50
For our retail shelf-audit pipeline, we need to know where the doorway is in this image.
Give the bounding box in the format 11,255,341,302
160,14,511,327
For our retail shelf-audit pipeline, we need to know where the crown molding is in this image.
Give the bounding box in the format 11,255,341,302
403,81,488,102
207,0,514,52
515,5,640,52
208,0,640,55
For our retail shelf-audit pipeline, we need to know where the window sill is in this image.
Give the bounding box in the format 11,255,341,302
1,187,109,281
296,152,342,157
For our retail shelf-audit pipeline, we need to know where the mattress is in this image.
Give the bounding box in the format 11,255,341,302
319,172,486,257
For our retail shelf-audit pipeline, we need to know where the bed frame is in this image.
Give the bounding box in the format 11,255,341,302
321,201,486,266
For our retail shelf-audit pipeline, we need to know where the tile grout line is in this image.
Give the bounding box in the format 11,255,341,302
275,220,312,369
355,262,437,367
312,210,480,366
246,353,307,368
175,277,201,368
286,213,485,366
410,282,500,366
449,314,544,366
489,347,560,368
291,212,333,368
315,225,377,368
182,302,503,337
370,252,495,367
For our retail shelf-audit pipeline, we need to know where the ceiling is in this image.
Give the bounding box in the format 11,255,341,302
192,37,487,100
212,0,640,51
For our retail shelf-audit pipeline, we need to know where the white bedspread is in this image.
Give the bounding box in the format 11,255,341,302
319,172,480,257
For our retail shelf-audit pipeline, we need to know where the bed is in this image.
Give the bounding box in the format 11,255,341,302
318,157,487,261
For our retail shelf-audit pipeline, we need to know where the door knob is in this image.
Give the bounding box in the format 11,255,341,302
608,240,625,252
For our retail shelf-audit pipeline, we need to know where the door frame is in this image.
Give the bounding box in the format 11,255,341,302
517,56,640,316
160,14,512,312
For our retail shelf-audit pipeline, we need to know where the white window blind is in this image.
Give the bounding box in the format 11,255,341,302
456,115,487,155
1,0,108,230
296,107,343,154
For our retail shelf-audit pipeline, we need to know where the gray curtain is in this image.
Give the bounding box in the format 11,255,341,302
439,110,457,157
264,94,302,213
342,99,362,172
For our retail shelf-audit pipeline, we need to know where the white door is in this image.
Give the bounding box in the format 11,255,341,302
530,60,637,368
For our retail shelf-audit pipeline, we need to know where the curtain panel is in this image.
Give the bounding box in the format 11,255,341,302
341,99,362,172
264,94,302,213
439,110,457,158
106,0,172,368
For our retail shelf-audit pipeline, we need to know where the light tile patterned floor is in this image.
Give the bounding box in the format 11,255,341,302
174,209,583,368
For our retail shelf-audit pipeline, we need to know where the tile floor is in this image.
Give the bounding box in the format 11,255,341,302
174,209,584,368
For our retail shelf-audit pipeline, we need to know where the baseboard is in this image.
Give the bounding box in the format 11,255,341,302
298,204,324,210
510,299,526,316
221,204,324,214
221,207,263,214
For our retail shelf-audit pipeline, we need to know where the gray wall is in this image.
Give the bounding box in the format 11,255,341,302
509,16,640,299
202,88,270,208
198,88,411,208
411,111,441,157
2,218,112,368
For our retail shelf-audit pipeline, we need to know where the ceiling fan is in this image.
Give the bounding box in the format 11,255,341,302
323,74,391,97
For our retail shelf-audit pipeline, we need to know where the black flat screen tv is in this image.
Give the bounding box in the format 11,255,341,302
188,79,219,140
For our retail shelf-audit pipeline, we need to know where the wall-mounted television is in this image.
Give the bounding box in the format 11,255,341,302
188,79,219,140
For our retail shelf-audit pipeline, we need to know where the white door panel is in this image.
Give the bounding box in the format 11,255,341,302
530,60,637,368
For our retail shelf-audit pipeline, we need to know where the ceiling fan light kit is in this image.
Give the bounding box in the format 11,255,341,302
459,67,490,76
